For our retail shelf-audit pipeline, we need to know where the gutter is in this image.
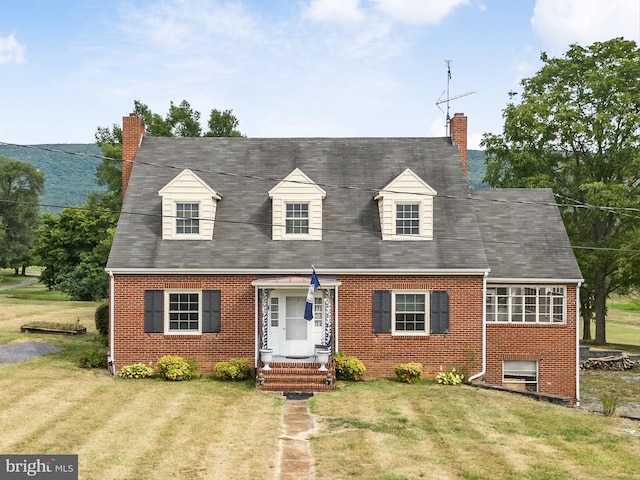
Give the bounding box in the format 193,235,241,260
468,270,489,383
107,270,115,375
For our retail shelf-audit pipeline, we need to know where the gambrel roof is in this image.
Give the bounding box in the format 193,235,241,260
106,136,581,281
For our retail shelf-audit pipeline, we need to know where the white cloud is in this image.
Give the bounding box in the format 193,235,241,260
0,33,26,64
306,0,364,23
120,0,259,48
531,0,640,50
372,0,470,25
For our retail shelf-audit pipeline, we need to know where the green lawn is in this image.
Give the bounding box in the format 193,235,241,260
1,277,639,480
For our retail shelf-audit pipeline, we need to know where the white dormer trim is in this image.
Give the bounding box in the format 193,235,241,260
374,168,437,241
268,168,326,240
158,169,221,240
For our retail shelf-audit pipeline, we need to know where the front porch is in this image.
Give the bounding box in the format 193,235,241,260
256,356,336,392
253,275,339,392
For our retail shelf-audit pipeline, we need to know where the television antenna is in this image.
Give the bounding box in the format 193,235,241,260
435,60,476,135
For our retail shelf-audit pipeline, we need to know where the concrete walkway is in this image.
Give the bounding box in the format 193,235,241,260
277,397,317,480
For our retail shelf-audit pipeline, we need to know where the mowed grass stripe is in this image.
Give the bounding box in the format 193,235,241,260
0,371,109,451
76,380,282,480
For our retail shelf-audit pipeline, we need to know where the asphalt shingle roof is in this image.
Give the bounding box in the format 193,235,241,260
472,188,582,280
106,136,581,281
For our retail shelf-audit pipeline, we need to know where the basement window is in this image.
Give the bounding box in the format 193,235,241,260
503,360,538,392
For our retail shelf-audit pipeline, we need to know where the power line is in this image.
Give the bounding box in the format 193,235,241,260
3,141,639,216
2,197,639,254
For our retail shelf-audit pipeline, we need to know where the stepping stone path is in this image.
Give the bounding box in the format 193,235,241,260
277,395,316,480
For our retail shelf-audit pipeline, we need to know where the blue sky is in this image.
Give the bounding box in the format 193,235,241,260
1,0,639,148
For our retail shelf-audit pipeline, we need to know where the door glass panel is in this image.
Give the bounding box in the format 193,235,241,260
286,297,307,341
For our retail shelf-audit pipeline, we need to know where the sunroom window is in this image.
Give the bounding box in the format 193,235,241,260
486,286,565,323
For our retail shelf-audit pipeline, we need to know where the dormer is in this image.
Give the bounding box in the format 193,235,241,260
158,169,221,240
268,168,326,240
374,168,437,241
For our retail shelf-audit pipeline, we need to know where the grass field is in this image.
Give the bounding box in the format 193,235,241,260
1,272,639,480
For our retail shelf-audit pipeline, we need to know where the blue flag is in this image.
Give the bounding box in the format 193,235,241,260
304,268,320,321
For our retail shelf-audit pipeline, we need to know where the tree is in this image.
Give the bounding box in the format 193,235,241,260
32,200,116,301
482,38,640,345
0,157,44,275
94,100,244,206
205,109,244,137
34,99,244,299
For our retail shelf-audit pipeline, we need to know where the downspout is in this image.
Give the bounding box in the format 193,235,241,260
254,286,259,369
334,285,339,353
575,281,582,406
107,270,115,375
468,271,489,383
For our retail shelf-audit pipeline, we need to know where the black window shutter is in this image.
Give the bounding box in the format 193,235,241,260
144,290,164,333
202,290,221,333
430,291,450,334
372,290,392,333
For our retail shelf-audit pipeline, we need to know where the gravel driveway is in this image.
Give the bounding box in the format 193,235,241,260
0,341,61,364
0,276,60,364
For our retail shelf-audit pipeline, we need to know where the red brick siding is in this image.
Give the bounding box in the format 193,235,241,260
112,274,577,401
113,275,256,373
335,275,484,378
485,285,578,402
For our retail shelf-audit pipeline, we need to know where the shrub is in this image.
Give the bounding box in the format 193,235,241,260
601,393,619,416
394,362,423,383
79,348,108,369
95,302,109,338
213,358,252,381
119,363,155,379
335,352,366,381
436,367,464,386
157,355,198,381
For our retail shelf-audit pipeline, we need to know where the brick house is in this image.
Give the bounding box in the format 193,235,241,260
106,112,583,402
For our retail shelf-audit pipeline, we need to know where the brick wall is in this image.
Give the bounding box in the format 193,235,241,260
485,285,578,402
335,275,484,378
112,274,577,401
112,274,256,373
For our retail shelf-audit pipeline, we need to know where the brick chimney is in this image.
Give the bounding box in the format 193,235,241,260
121,113,145,202
449,112,468,176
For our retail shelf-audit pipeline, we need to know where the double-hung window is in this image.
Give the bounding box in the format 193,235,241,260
396,203,420,236
168,292,200,333
486,286,565,323
394,292,427,333
286,203,309,234
176,202,200,235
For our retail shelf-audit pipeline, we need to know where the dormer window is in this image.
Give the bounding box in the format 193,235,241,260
375,168,436,241
286,203,309,234
158,169,221,240
176,202,200,235
396,203,420,236
269,169,326,241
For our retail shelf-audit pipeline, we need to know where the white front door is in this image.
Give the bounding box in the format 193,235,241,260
284,296,313,357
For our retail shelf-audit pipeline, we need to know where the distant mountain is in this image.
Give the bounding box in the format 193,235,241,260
0,143,488,215
0,144,104,213
467,150,488,189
